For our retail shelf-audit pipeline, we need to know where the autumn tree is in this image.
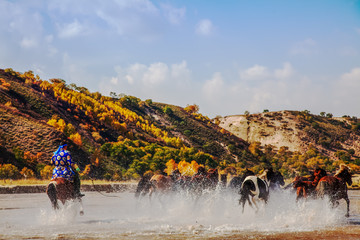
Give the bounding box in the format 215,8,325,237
185,104,199,114
20,167,35,179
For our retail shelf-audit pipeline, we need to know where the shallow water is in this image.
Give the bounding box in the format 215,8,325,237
0,188,360,239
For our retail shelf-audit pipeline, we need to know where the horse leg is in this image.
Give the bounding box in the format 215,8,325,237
296,187,303,202
47,183,59,210
252,197,259,212
149,187,155,203
78,198,84,216
345,196,350,217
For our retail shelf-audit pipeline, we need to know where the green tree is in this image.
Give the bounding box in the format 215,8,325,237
326,113,333,118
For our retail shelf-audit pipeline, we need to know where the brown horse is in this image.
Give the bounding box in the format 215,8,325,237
292,168,327,201
316,165,352,217
148,174,174,197
46,178,84,215
189,167,219,195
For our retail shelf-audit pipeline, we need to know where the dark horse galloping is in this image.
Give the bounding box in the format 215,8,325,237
316,164,352,217
46,177,84,215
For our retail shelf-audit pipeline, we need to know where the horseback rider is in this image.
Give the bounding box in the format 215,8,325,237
51,144,84,198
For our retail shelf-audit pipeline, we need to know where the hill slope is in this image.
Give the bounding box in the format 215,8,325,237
0,68,258,179
216,110,360,160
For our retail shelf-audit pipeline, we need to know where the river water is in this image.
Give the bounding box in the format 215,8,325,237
1,188,360,239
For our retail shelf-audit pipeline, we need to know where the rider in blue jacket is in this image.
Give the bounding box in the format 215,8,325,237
51,144,84,197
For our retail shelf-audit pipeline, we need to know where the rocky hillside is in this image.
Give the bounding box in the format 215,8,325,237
216,110,360,160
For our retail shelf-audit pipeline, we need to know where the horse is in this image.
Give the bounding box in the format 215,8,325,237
46,178,84,215
135,170,181,201
228,169,255,191
267,170,285,190
188,167,219,195
239,168,284,213
148,174,174,197
135,172,154,198
292,167,327,201
316,164,352,217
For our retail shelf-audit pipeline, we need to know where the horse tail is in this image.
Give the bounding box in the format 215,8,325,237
47,182,59,209
239,180,254,212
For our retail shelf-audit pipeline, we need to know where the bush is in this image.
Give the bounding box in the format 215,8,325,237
163,106,173,115
0,164,20,180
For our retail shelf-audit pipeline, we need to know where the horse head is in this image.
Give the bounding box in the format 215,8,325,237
267,171,285,189
335,164,352,186
274,171,285,186
313,167,327,182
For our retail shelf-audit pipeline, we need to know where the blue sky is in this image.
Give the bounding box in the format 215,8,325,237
1,0,360,118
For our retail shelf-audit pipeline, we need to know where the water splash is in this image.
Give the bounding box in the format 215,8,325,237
38,200,82,225
0,189,352,239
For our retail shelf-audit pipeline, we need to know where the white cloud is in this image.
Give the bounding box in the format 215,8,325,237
240,64,269,80
143,62,169,85
170,61,191,85
340,67,360,87
100,60,194,107
58,19,86,38
111,77,118,85
274,62,294,79
195,19,214,36
110,61,191,88
20,37,38,49
202,72,224,99
162,4,186,25
290,38,317,55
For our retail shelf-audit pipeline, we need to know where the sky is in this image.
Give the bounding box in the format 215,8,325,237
1,0,360,118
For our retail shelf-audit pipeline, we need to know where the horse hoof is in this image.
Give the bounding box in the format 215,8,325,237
80,211,84,216
345,213,349,218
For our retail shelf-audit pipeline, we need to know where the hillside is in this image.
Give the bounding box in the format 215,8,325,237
1,67,360,181
0,68,258,180
216,110,360,163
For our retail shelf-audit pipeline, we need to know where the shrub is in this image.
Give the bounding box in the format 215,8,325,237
0,164,20,180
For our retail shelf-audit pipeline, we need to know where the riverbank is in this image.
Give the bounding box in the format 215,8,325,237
0,182,137,194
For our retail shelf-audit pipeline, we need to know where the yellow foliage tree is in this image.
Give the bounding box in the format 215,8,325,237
40,165,53,179
69,133,82,146
178,160,202,176
164,159,178,175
